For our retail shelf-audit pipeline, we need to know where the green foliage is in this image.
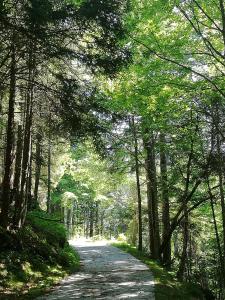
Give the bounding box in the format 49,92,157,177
58,244,80,271
1,0,224,297
27,210,67,248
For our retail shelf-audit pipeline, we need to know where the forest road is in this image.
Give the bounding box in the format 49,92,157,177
37,239,155,300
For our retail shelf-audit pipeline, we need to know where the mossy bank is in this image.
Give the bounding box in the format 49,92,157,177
0,211,79,299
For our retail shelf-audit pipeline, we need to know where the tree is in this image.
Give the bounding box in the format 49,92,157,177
0,0,128,229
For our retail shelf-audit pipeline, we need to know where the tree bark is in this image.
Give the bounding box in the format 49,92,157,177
216,133,225,282
214,102,225,287
95,202,99,236
12,125,23,224
33,132,42,206
144,135,160,259
159,178,202,255
132,116,142,251
207,176,225,294
100,211,104,236
219,0,225,49
0,44,16,228
177,204,189,281
160,133,171,267
14,44,35,228
47,134,51,214
89,204,94,238
26,138,33,213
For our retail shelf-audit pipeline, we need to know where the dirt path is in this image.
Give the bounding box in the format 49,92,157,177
37,240,155,300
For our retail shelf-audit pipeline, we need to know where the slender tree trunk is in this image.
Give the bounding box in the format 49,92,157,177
73,202,77,234
14,45,34,228
177,204,189,281
207,176,225,294
159,178,201,255
95,202,99,236
176,150,193,280
144,135,160,259
214,103,225,286
160,133,171,267
219,0,225,48
26,139,33,212
131,117,142,251
33,132,42,205
70,205,74,237
100,211,104,236
86,208,89,238
216,134,225,278
12,125,23,222
145,162,155,255
89,205,94,238
47,134,51,214
13,125,23,193
0,95,4,183
0,44,16,228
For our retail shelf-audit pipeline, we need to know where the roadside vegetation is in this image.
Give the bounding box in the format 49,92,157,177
0,211,79,299
112,242,207,300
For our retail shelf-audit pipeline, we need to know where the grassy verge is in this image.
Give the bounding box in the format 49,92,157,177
112,242,205,300
0,211,80,299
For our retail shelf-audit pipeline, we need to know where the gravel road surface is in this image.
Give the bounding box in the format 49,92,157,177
37,240,155,300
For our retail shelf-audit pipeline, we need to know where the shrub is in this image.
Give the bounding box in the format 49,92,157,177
27,210,67,248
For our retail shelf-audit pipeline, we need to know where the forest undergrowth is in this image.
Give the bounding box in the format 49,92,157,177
0,210,80,300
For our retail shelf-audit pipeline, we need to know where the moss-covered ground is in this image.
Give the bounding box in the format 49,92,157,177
0,211,80,299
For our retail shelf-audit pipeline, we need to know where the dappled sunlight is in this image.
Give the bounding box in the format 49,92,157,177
37,241,155,299
38,271,154,299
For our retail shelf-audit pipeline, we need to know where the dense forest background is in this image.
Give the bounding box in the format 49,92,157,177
1,0,225,299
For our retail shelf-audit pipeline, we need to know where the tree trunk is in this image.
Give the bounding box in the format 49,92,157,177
13,125,23,190
214,102,225,288
47,135,51,214
159,178,201,255
12,125,23,222
89,205,94,238
216,133,225,284
177,204,188,281
14,45,34,228
0,95,4,183
207,176,225,293
176,138,194,280
33,132,42,206
160,133,171,267
0,44,16,228
85,209,89,238
100,211,104,236
145,156,154,255
26,139,33,212
131,117,142,251
219,0,225,49
144,135,160,259
95,202,99,236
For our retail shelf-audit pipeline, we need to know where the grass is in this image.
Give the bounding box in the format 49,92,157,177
112,242,205,300
0,211,80,299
